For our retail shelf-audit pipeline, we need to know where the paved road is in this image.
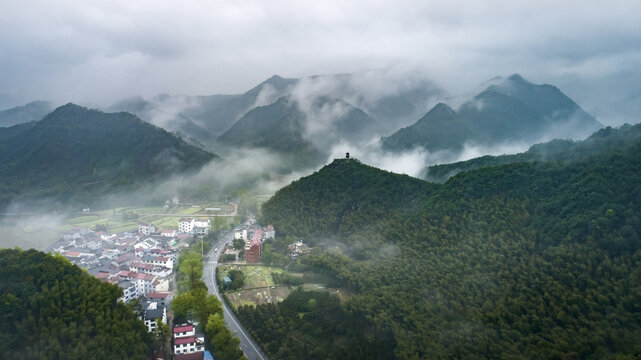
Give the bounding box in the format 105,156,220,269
203,229,268,360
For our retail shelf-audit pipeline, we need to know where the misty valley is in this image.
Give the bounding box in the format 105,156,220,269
2,72,641,360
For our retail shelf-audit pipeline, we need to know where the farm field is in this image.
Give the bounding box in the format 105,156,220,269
218,264,352,309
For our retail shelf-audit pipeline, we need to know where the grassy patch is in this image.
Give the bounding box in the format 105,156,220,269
108,221,139,233
177,207,203,215
225,287,292,309
218,265,351,309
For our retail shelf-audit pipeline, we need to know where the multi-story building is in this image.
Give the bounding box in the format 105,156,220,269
173,323,205,355
142,301,167,333
138,222,156,235
244,228,263,263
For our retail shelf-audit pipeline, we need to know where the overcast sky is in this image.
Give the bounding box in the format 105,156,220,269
1,0,640,124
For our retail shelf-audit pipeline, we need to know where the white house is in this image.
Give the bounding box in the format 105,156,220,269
179,218,211,235
143,301,167,333
161,229,177,237
178,218,193,233
234,227,248,241
173,323,205,355
264,225,276,240
118,280,137,303
138,222,156,235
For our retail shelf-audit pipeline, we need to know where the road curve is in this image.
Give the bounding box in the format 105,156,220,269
203,230,268,360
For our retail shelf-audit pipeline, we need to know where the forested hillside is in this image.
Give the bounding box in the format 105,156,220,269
425,122,641,182
0,103,215,209
0,248,152,359
255,128,641,359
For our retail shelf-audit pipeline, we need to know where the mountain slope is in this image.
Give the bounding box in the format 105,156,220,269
425,122,641,182
262,157,435,240
0,100,53,127
382,74,603,153
218,95,379,164
194,75,297,136
256,127,641,359
0,103,216,208
379,103,470,152
0,248,152,358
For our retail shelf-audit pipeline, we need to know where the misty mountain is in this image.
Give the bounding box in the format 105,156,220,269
187,75,298,136
378,102,471,152
108,95,217,147
0,100,53,127
259,127,641,358
107,72,443,154
217,95,379,163
382,74,602,153
294,73,443,132
107,75,297,148
424,121,641,182
0,103,215,208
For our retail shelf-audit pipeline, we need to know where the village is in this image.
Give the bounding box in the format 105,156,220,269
48,207,304,360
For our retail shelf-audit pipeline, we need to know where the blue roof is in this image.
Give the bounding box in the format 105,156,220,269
204,350,214,360
223,276,232,283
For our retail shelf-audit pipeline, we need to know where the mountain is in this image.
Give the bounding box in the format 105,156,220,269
378,102,471,152
256,126,641,359
262,156,434,239
0,103,215,208
218,96,313,152
0,248,152,357
217,95,379,164
107,75,297,148
0,100,53,127
382,74,602,153
184,75,298,137
108,72,443,155
425,122,641,182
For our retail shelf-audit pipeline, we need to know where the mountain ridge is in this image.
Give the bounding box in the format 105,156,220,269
0,103,216,208
382,74,602,153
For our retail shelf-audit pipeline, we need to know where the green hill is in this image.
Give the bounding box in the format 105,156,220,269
425,122,641,182
255,126,641,359
0,103,216,208
0,248,152,358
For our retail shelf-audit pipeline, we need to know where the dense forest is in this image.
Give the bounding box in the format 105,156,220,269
252,124,641,359
425,122,641,182
0,248,152,359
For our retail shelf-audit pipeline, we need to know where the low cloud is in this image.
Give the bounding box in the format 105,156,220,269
0,201,67,250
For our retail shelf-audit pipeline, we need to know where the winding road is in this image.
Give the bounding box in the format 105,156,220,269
203,228,268,360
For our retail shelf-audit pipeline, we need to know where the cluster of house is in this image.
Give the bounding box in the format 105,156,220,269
233,224,275,263
50,225,193,333
139,217,211,237
288,240,311,259
172,322,214,360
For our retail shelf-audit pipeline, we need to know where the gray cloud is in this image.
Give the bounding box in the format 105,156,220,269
0,1,640,125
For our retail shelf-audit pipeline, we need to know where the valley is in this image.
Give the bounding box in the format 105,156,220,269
1,72,640,360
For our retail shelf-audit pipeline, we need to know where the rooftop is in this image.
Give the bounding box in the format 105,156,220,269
174,324,194,333
174,336,195,345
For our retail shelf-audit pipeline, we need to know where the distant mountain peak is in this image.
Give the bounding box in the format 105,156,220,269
430,102,456,113
507,73,527,83
266,74,284,81
46,103,88,118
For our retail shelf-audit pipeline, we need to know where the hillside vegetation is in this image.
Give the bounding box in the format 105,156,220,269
0,248,152,359
255,125,641,359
